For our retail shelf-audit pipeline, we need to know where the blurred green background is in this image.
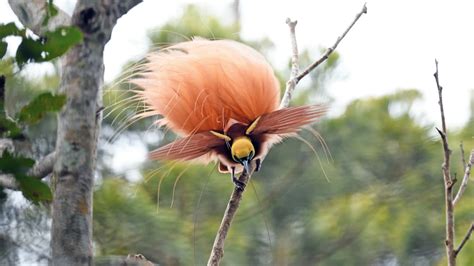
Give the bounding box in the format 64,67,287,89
1,3,473,266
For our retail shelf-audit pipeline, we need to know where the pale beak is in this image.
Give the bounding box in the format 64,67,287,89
242,159,251,174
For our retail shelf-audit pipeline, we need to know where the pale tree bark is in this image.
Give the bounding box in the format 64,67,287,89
8,0,70,35
8,0,142,265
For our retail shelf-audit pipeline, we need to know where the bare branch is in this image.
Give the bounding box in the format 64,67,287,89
434,60,447,135
453,150,474,206
280,3,367,108
30,151,56,178
8,0,70,35
0,174,18,189
455,222,474,256
100,0,143,19
296,3,367,84
279,18,300,109
280,2,367,108
460,142,467,170
434,60,456,266
207,167,254,266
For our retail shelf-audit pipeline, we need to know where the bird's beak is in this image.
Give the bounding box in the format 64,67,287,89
242,159,251,174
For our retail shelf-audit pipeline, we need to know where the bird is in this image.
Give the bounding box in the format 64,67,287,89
132,38,326,189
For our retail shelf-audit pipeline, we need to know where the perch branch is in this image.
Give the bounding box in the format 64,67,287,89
455,222,474,256
207,167,254,266
280,3,367,108
453,150,474,206
8,0,71,35
434,60,456,266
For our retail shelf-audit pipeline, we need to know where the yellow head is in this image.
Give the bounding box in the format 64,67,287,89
210,117,260,173
231,137,255,162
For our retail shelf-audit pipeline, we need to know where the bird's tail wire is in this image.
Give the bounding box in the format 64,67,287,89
193,163,217,265
294,134,330,183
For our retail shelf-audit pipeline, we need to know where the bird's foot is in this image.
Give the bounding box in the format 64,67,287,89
232,176,246,191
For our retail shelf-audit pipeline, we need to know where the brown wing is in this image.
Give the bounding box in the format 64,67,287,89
149,132,223,161
252,104,327,135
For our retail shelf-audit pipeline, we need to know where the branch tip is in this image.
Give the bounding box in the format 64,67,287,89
280,2,366,109
455,222,474,256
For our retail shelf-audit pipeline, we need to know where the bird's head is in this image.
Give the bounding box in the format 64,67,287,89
230,136,255,173
210,117,260,174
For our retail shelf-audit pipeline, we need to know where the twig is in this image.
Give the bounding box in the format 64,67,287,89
434,60,447,135
207,168,253,266
455,222,474,256
279,18,300,109
279,3,367,109
434,60,456,266
453,150,474,206
460,142,466,170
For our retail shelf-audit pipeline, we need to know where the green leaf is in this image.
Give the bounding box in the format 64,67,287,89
0,152,52,204
0,116,23,139
0,41,7,59
0,22,24,38
16,175,53,204
17,92,66,124
16,26,82,66
43,0,59,26
0,151,34,176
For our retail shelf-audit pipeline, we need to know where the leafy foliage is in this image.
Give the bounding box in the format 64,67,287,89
43,0,59,26
15,27,82,66
0,151,52,204
0,22,82,67
0,41,7,59
0,88,62,203
0,0,80,205
17,92,65,125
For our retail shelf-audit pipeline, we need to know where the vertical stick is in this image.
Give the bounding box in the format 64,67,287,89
434,60,456,266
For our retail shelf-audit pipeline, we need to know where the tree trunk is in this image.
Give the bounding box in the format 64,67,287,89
7,0,143,264
51,1,142,264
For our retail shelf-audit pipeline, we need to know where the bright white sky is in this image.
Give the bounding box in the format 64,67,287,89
2,0,474,129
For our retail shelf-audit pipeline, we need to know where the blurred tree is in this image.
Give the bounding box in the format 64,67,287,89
2,1,472,266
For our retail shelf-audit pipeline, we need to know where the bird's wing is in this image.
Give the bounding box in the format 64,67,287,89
149,131,223,162
252,104,327,135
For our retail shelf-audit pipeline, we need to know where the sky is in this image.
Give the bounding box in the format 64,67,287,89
1,0,474,128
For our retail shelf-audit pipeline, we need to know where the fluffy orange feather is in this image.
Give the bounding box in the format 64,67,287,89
133,39,280,136
132,38,326,187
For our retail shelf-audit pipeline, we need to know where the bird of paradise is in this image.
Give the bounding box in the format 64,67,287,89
132,38,326,189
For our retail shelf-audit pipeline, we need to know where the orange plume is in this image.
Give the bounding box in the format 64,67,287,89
133,39,280,136
132,38,326,185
